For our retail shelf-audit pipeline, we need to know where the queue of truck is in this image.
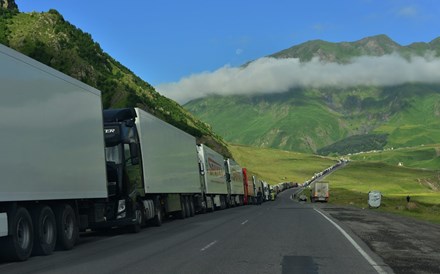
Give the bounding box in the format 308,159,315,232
0,44,282,262
299,158,349,202
0,43,315,262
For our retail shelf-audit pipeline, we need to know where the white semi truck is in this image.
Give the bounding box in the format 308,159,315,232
225,159,245,206
310,182,329,202
197,144,229,210
0,44,202,261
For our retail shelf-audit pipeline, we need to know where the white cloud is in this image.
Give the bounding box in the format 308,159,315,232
396,6,419,18
312,23,325,32
235,48,243,55
157,53,440,104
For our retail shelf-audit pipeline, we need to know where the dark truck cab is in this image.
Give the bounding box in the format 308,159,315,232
90,109,145,229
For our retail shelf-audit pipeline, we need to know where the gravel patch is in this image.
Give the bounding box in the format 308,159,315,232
322,205,440,274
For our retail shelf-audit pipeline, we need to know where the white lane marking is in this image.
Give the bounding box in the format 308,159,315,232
200,240,218,251
241,220,249,225
314,208,387,274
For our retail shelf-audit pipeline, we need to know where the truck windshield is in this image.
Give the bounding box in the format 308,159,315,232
105,145,122,165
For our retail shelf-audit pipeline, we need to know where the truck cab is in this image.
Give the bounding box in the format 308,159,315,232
100,108,144,226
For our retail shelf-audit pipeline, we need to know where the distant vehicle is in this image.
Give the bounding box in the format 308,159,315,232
277,183,285,192
197,144,229,210
272,184,280,194
298,194,307,202
311,182,329,202
269,185,276,201
224,159,245,206
261,181,270,201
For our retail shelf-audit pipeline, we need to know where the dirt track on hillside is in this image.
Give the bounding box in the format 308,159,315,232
321,205,440,274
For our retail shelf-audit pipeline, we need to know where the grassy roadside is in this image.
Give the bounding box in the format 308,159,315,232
326,161,440,223
229,144,440,224
229,144,338,183
348,144,440,170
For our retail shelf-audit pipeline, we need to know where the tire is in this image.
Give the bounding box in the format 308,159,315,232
54,204,78,250
31,206,56,256
152,205,163,227
189,198,195,217
184,196,190,218
220,196,226,210
210,197,216,212
201,199,207,214
130,205,144,233
0,207,33,261
178,196,187,219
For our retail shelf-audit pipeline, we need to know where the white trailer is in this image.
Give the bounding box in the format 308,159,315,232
196,144,228,210
0,44,111,261
261,181,270,201
225,159,245,206
311,182,329,202
134,108,202,218
0,45,107,203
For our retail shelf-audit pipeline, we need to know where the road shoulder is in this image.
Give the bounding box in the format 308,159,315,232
320,204,440,274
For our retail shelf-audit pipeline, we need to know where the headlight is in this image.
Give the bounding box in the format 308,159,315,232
116,200,126,219
117,199,126,213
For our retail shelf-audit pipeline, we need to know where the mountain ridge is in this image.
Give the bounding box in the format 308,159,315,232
270,34,440,63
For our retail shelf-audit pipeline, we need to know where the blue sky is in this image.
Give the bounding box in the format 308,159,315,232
16,0,440,85
16,0,440,97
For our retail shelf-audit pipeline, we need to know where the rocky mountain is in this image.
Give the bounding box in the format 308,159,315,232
0,0,17,11
0,1,230,157
270,34,440,62
185,35,440,155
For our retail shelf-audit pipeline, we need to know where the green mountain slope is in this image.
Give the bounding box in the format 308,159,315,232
186,90,348,152
0,2,230,157
185,34,440,154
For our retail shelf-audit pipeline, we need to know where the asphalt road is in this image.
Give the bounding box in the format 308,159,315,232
0,189,393,274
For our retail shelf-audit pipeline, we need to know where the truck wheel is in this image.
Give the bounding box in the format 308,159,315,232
55,204,78,250
184,197,191,218
178,196,187,219
220,196,226,210
189,198,195,217
31,206,56,256
130,204,144,233
152,206,163,227
210,197,216,212
0,207,34,261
